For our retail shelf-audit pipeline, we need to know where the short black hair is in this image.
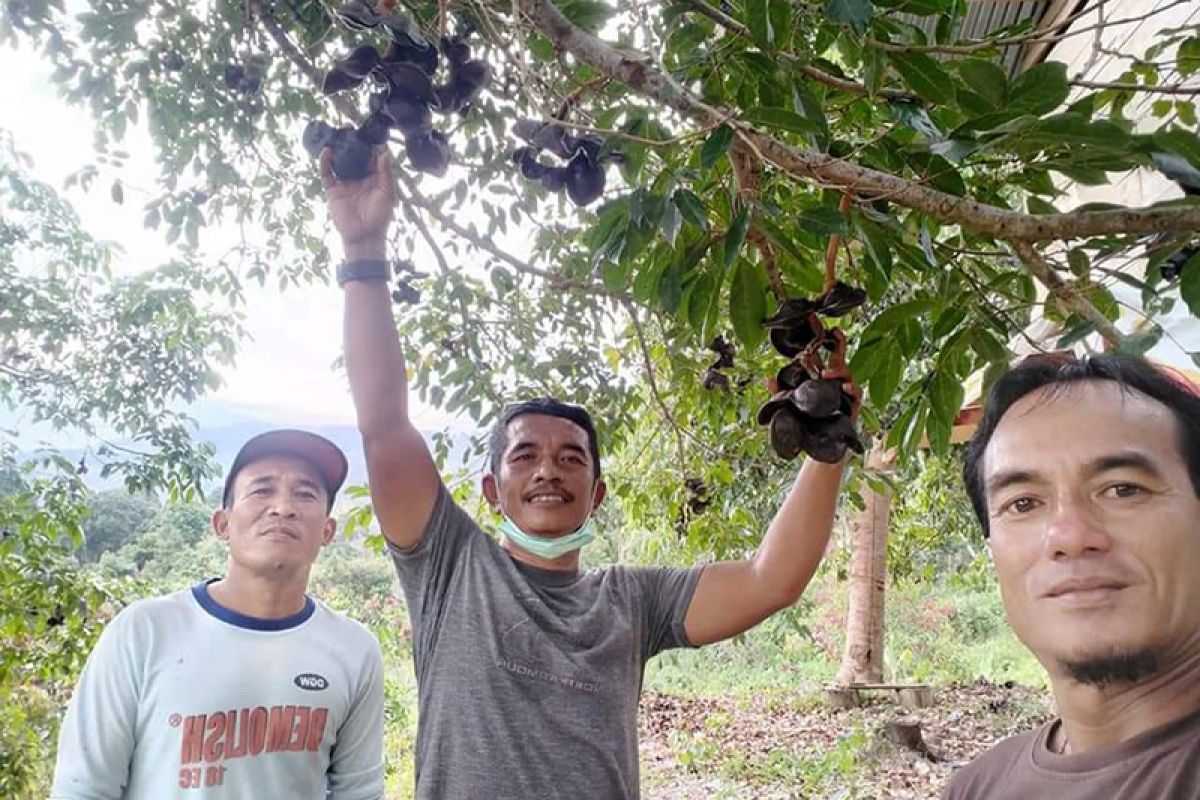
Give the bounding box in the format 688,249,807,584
487,397,602,480
963,353,1200,537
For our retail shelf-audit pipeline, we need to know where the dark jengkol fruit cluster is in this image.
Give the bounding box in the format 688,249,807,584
223,55,268,95
756,282,867,463
390,259,427,305
510,120,623,206
302,5,490,181
701,336,736,391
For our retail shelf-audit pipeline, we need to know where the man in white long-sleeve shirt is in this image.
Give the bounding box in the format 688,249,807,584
51,429,386,800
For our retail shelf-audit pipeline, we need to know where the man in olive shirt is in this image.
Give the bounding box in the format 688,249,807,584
945,353,1200,798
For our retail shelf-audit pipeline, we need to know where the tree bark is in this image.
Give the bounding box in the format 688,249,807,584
835,441,895,686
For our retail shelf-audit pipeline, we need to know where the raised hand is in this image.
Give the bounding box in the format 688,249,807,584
320,145,397,260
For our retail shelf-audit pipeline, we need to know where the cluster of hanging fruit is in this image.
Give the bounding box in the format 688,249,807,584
302,3,490,181
510,120,623,206
701,335,736,391
757,282,868,463
389,259,427,305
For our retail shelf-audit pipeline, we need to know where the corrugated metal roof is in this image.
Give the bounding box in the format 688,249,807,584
897,0,1071,77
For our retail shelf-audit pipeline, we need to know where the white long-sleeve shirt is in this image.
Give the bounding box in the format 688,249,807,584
51,582,385,800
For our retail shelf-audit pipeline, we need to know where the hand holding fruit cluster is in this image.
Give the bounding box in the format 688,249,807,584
757,284,867,463
302,6,490,181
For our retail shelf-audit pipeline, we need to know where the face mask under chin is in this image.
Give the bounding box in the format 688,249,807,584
497,514,597,560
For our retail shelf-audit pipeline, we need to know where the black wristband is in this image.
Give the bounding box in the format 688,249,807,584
337,259,390,286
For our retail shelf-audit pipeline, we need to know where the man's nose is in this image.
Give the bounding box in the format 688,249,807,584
1044,496,1111,559
267,497,299,518
532,456,562,482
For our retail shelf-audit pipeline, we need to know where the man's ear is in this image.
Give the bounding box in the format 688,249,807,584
482,473,501,512
590,479,607,515
321,517,337,547
212,508,231,542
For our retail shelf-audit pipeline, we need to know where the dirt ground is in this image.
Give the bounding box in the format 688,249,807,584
639,679,1054,799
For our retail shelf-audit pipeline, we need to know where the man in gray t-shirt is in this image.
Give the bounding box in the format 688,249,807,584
322,148,857,798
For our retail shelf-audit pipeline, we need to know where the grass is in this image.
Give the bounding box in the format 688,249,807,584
644,574,1044,701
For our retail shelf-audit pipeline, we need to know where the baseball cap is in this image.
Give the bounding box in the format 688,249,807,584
221,429,349,511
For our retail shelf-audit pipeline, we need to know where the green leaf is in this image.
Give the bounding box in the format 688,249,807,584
928,367,965,432
906,151,966,196
868,341,904,409
1179,252,1200,316
1067,249,1090,278
887,51,957,105
556,0,615,32
729,258,768,349
890,100,942,141
658,255,685,313
747,0,774,48
700,125,734,170
724,208,751,268
957,58,1007,107
674,189,709,230
796,207,847,235
1008,61,1068,115
824,0,872,34
662,199,682,247
1179,37,1200,78
1026,196,1058,215
769,0,794,48
1154,127,1200,169
632,256,669,304
794,83,830,140
743,106,821,136
861,298,932,344
687,272,716,335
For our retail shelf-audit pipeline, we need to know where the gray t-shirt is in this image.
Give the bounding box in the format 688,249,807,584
943,707,1200,799
389,486,704,800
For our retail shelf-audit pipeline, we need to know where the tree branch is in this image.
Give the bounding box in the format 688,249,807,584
624,301,687,469
1009,240,1126,349
517,0,1200,241
1070,80,1200,96
678,0,917,102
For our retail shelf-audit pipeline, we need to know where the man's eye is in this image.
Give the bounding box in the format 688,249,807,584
1003,497,1040,514
1105,483,1143,499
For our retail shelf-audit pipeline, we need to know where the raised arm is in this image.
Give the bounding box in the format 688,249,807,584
682,364,859,646
323,148,441,549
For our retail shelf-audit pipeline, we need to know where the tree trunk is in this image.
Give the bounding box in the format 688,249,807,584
835,440,895,686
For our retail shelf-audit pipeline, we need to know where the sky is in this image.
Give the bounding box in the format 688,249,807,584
1,41,460,439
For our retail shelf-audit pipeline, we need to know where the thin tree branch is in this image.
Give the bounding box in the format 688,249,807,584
516,0,1200,241
624,301,687,468
1070,80,1200,96
1009,240,1126,349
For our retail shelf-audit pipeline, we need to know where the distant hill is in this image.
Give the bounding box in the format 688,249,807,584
12,401,479,500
